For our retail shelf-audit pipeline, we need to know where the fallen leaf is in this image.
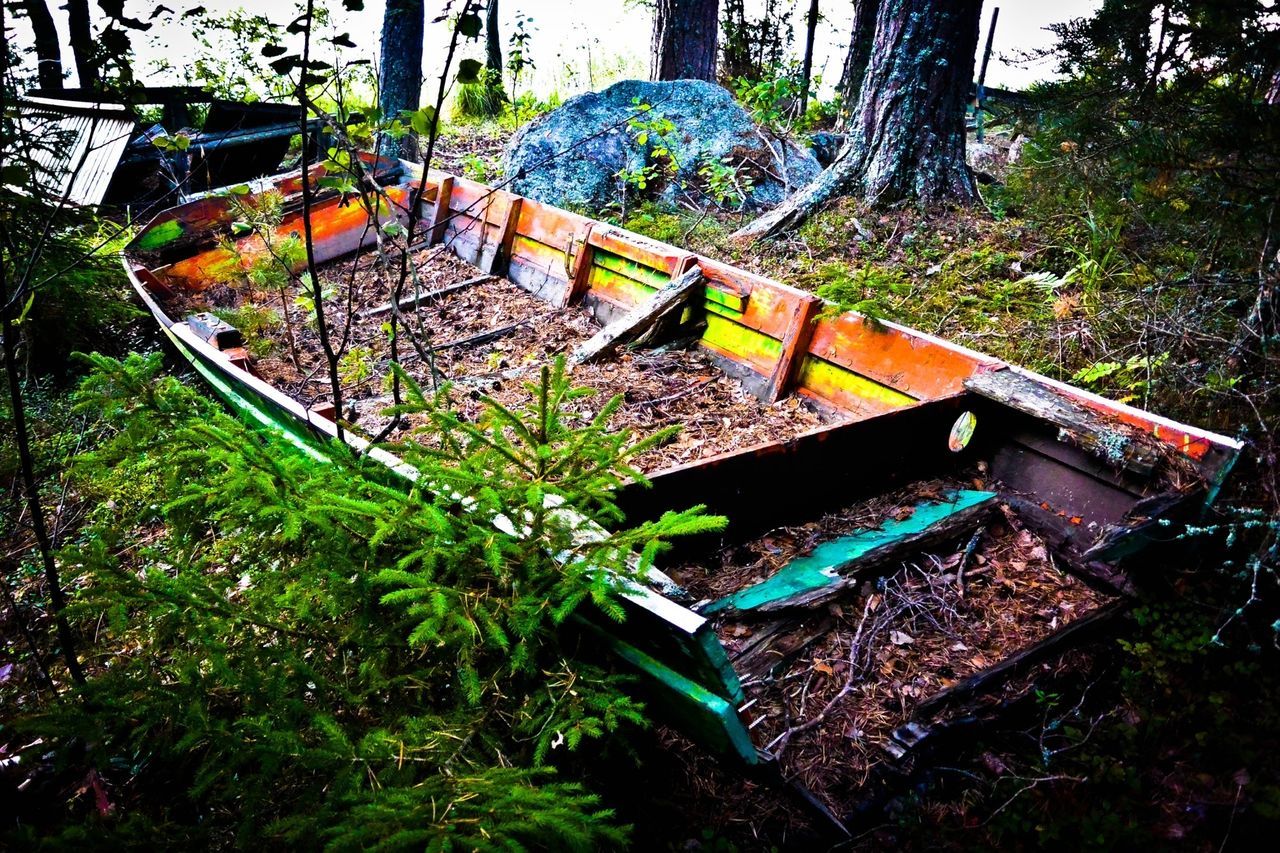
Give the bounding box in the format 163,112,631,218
889,630,915,646
814,661,834,676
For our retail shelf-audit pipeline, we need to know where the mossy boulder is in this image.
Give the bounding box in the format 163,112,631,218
502,79,820,212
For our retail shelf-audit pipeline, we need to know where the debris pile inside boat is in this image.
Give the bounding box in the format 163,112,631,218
668,481,1114,812
159,244,837,471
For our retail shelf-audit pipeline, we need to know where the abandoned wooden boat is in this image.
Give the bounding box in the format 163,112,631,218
121,160,1241,823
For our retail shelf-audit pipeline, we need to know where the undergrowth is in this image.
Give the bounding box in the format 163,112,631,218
2,353,722,848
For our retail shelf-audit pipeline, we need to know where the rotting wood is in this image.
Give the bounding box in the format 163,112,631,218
766,293,820,402
428,175,453,245
186,312,243,350
560,224,596,308
356,274,495,319
572,266,705,365
703,490,999,616
491,196,523,275
966,368,1164,478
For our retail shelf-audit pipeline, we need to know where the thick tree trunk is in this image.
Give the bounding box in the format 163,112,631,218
378,0,425,158
735,0,982,241
798,0,819,115
837,0,880,114
651,0,720,82
485,0,503,74
64,0,97,89
21,0,63,89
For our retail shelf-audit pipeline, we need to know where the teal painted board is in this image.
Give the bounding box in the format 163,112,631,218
704,490,998,616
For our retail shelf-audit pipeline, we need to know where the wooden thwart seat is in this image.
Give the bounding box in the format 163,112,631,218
702,490,999,616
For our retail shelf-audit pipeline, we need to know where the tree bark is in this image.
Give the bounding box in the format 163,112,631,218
64,0,97,89
651,0,720,82
798,0,820,115
21,0,63,90
735,0,982,241
485,0,503,74
378,0,425,158
837,0,880,114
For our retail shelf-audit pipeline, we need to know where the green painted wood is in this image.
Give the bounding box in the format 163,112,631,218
592,249,672,287
574,618,758,764
704,490,998,615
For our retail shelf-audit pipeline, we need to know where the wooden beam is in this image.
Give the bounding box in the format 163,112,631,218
559,224,595,308
966,368,1162,477
702,490,999,616
356,274,494,320
428,175,453,246
766,293,820,402
491,196,523,275
572,266,705,365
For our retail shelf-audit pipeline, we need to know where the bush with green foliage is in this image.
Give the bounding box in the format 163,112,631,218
6,352,721,847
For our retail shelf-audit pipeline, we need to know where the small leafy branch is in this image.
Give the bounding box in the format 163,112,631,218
615,98,680,214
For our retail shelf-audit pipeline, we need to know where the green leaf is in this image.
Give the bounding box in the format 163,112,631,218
15,292,35,324
457,59,483,84
229,184,252,196
1,164,29,186
342,0,363,9
261,43,288,57
331,33,356,48
457,12,482,39
408,106,437,136
230,221,253,237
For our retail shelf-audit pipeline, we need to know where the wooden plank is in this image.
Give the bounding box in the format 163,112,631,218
966,368,1163,477
356,274,494,320
766,294,820,402
699,313,780,375
428,175,453,245
491,196,523,275
795,356,915,417
573,618,759,765
593,249,673,288
702,490,999,615
807,311,985,399
559,224,595,308
515,197,594,250
572,267,705,364
588,226,689,274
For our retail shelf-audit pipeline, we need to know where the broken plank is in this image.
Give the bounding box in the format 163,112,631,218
702,490,999,616
357,274,495,319
966,368,1162,477
572,266,705,364
765,293,820,402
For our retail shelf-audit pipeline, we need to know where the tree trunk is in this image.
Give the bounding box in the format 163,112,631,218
64,0,97,89
651,0,720,82
735,0,982,241
378,0,425,158
485,0,503,74
837,0,880,114
798,0,819,116
21,0,63,90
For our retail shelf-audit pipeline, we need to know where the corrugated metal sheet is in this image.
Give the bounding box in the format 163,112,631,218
15,96,136,206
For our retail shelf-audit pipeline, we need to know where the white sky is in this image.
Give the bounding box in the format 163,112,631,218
13,1,1101,97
